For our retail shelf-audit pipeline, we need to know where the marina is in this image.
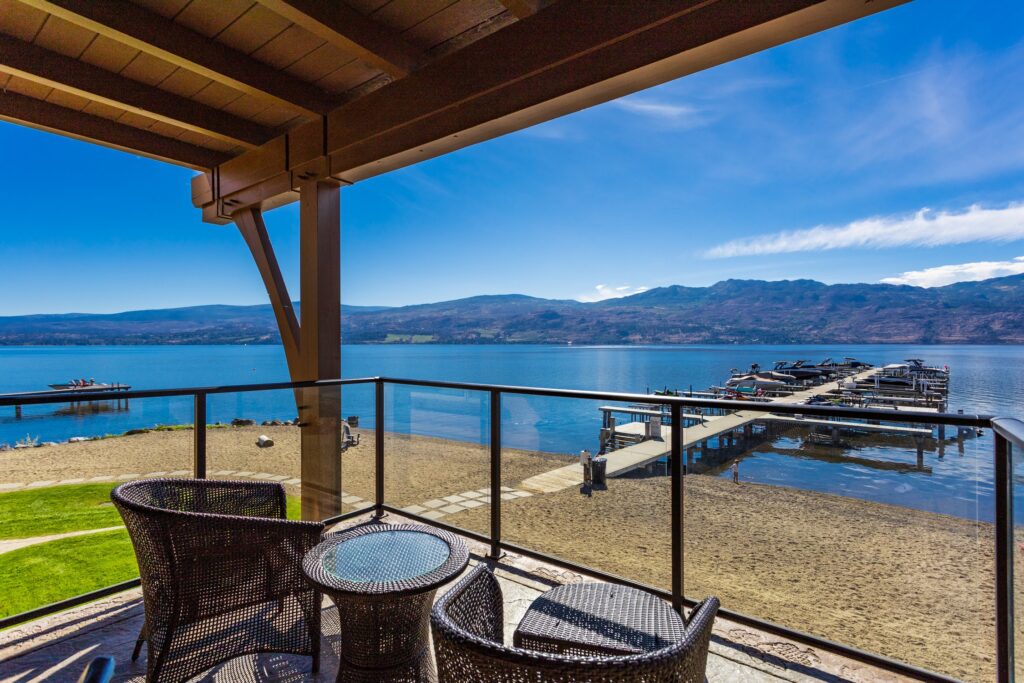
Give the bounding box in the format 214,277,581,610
523,357,957,494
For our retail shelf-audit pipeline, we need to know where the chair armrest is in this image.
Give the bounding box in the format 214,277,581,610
77,656,115,683
433,564,504,644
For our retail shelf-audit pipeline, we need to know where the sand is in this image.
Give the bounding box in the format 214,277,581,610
446,475,1001,682
0,427,1013,681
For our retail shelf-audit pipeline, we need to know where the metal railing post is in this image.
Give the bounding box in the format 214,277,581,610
670,402,683,613
193,392,206,479
489,389,502,559
375,379,385,518
995,432,1014,683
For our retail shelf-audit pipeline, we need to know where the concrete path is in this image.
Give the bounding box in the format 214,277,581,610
0,526,124,556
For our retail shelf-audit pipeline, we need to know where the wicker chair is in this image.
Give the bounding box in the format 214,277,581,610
112,478,325,683
431,565,719,683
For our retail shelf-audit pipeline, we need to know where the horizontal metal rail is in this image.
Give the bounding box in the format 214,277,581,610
992,417,1024,448
0,374,1011,681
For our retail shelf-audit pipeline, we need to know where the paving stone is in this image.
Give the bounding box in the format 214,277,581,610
459,490,483,499
58,478,85,485
342,495,363,505
235,471,255,477
401,505,428,515
142,472,168,478
500,486,516,492
461,499,485,509
474,487,491,495
0,482,24,490
500,492,518,500
168,470,190,477
117,474,142,480
253,472,276,480
442,494,467,503
27,480,56,487
212,470,236,476
421,510,446,520
510,491,533,498
440,504,465,514
267,474,290,481
478,496,491,504
423,499,446,509
283,478,301,485
88,475,114,482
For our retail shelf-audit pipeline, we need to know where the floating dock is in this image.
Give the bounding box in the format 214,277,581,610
520,365,947,494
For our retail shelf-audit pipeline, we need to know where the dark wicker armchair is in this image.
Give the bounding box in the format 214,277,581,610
112,478,325,683
431,565,719,683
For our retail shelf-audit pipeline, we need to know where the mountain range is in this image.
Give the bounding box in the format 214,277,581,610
1,275,1022,345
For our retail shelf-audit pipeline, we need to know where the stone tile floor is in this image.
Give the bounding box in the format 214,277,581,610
0,514,913,683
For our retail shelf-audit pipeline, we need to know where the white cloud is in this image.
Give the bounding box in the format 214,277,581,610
612,97,700,124
705,202,1024,258
577,284,649,303
881,256,1024,287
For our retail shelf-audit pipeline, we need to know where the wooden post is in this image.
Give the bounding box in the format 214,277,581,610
298,179,342,521
233,179,342,521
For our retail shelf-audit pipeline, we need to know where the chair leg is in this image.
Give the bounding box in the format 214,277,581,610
131,623,146,662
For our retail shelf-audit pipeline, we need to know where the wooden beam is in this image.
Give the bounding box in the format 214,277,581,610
197,0,907,216
256,0,421,78
232,207,301,375
497,0,543,19
297,179,342,520
20,0,335,117
0,38,274,148
0,90,228,169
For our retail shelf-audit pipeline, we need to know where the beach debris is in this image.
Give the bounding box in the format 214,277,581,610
39,441,59,447
124,428,151,436
256,435,274,448
15,434,40,448
231,418,256,427
68,436,90,443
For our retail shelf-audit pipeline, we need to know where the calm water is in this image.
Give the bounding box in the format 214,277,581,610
1,344,1022,521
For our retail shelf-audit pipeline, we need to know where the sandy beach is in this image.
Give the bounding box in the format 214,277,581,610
0,426,1011,681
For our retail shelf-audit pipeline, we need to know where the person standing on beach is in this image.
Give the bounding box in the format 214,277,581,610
731,459,739,484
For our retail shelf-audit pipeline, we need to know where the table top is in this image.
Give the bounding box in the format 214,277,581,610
303,523,469,596
514,582,686,655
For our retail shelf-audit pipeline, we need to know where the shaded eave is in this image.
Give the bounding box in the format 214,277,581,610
0,0,909,221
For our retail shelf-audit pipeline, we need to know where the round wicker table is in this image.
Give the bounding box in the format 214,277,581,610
303,523,469,683
513,582,687,657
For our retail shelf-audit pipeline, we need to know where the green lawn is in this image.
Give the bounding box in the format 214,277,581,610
0,483,303,619
0,529,138,619
0,483,122,539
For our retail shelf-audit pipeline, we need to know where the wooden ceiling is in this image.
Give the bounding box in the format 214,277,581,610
0,0,908,221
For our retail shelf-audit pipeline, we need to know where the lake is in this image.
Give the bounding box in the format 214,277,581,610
1,344,1022,521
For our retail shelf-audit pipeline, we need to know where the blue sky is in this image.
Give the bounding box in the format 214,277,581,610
2,0,1023,315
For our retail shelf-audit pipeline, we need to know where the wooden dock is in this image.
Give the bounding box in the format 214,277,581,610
521,367,904,494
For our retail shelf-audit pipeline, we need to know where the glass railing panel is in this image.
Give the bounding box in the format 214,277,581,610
1012,437,1023,681
383,383,490,537
684,411,995,681
0,394,192,620
496,393,672,591
206,383,375,520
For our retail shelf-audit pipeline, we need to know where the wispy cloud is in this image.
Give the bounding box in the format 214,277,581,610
611,96,702,126
577,284,649,303
881,256,1024,287
705,202,1024,258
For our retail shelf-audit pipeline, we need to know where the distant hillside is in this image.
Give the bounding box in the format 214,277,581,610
1,276,1022,345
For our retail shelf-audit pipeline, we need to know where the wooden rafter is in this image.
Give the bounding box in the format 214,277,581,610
0,38,274,148
0,90,228,169
197,0,907,220
19,0,336,117
497,0,543,19
255,0,421,78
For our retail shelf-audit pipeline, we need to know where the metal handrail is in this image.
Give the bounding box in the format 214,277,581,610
0,374,1014,682
993,417,1024,448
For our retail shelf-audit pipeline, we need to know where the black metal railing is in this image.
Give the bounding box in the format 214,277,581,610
0,376,1015,683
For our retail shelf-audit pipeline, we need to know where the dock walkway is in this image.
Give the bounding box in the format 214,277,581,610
520,368,882,494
